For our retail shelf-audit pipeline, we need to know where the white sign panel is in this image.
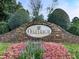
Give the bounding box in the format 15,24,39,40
26,25,52,38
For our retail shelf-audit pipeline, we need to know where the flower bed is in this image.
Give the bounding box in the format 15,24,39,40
2,42,25,59
43,42,71,59
2,42,72,59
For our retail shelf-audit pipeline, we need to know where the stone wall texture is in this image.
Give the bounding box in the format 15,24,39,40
0,20,79,43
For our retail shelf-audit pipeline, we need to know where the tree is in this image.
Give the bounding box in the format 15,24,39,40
4,0,23,13
0,22,9,34
16,2,23,10
0,0,8,21
68,26,78,35
33,14,44,21
8,9,31,30
47,0,58,14
68,17,79,36
72,17,79,23
48,8,70,30
0,0,23,21
72,17,79,28
29,0,42,18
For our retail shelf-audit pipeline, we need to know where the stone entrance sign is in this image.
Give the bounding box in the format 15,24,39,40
26,25,52,38
0,20,79,43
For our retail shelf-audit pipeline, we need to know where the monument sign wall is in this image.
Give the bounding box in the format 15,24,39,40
0,20,79,43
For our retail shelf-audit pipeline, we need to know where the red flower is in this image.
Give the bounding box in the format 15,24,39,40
2,42,25,59
42,42,71,59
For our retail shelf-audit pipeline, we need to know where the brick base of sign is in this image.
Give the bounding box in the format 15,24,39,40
0,20,79,43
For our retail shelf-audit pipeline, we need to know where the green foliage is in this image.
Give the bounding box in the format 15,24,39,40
4,0,23,13
48,8,70,30
72,17,79,23
68,17,79,36
18,41,44,59
0,0,23,21
8,9,30,30
0,0,7,21
0,43,10,56
33,15,44,21
0,22,9,34
65,43,79,59
75,51,79,59
68,26,79,35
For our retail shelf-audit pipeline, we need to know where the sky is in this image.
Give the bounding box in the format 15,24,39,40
17,0,79,21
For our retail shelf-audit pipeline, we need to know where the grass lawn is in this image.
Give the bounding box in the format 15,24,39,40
64,43,79,59
0,43,10,56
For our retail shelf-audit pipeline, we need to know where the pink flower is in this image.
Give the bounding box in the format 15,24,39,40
42,42,71,59
2,42,25,59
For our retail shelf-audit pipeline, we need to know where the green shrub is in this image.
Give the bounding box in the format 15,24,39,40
8,9,31,30
0,22,9,34
68,17,79,36
75,51,79,59
67,26,79,36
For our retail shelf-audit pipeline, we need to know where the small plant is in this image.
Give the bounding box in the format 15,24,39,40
75,51,79,59
18,41,44,59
